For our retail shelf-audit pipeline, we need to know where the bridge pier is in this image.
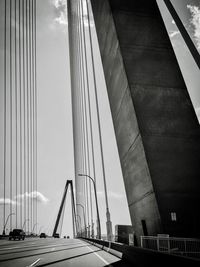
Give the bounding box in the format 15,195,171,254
90,0,200,241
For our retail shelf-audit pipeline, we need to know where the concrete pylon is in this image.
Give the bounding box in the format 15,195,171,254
90,0,200,241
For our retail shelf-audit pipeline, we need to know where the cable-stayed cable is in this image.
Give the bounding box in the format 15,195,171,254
3,0,7,233
86,0,113,239
73,1,84,233
14,0,18,228
80,0,94,235
29,0,33,233
31,0,35,231
22,0,27,232
26,0,30,233
34,0,38,234
19,0,23,228
10,0,13,230
77,0,86,231
78,0,90,234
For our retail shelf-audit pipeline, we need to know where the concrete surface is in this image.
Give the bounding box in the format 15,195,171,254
90,0,200,240
0,238,132,267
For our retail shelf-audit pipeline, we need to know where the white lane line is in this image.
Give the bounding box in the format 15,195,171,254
87,246,110,265
0,246,20,251
0,242,80,252
26,258,41,267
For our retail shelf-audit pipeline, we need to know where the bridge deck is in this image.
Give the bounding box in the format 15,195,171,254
0,238,131,267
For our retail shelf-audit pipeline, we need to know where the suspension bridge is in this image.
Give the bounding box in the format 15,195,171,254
0,0,200,266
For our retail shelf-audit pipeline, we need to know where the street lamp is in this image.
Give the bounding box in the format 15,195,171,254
76,204,87,237
22,219,30,233
31,223,38,235
78,176,91,238
75,214,82,237
78,174,101,239
2,213,15,235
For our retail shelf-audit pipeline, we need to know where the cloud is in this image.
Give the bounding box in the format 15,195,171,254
52,0,94,27
52,0,68,26
97,191,123,200
169,30,180,38
195,107,200,123
15,191,49,204
187,5,200,51
0,198,19,206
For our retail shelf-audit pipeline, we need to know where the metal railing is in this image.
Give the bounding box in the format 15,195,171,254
81,237,200,266
98,234,135,245
141,235,200,258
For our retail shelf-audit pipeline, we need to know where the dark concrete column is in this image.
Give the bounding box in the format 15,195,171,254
90,0,200,240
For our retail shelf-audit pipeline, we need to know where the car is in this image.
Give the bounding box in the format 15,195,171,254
9,229,25,241
54,233,60,238
40,233,46,238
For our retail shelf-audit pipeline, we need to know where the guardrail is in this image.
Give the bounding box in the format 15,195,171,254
81,237,200,267
141,236,200,258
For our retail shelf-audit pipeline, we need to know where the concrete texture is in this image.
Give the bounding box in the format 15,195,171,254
90,0,200,240
84,238,200,266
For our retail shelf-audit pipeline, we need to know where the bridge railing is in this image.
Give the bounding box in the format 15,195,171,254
141,236,200,258
81,237,200,266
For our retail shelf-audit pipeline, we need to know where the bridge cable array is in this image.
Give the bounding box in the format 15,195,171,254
2,0,37,235
67,0,113,240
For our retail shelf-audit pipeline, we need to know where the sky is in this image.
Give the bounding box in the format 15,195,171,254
0,0,200,238
0,0,131,237
157,0,200,123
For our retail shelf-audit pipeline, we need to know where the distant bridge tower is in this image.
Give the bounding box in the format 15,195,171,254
52,180,76,238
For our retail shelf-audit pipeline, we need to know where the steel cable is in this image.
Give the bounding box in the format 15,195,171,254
9,0,13,230
3,0,7,233
14,0,18,228
19,0,23,228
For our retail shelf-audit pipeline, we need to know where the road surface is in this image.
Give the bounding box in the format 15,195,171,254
0,238,132,266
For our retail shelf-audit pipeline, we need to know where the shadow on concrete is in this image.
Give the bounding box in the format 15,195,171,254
0,241,84,256
37,249,103,266
0,244,95,262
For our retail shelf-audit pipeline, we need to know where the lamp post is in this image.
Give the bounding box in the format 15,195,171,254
78,174,101,239
31,223,38,235
2,213,15,235
22,219,30,233
75,214,82,237
76,204,87,237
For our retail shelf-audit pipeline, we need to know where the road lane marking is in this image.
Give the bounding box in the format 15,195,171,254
0,242,81,252
87,246,110,265
0,246,20,250
26,258,41,267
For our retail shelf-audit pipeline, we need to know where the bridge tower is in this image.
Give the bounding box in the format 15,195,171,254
90,0,200,242
52,180,76,238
